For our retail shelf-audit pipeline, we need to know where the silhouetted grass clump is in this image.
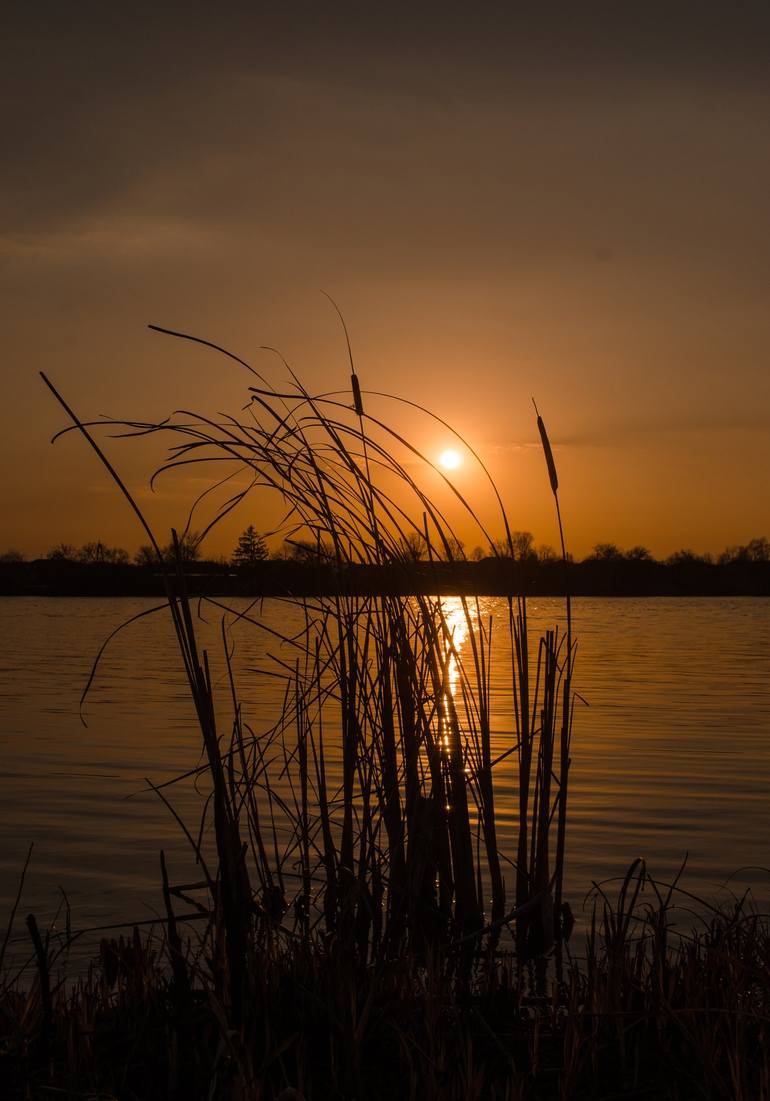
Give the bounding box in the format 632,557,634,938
2,325,766,1098
5,860,770,1099
37,323,575,965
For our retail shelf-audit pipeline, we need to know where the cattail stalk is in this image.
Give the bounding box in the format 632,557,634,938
533,398,572,924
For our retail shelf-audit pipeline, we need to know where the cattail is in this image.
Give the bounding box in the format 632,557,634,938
351,372,364,417
533,399,558,496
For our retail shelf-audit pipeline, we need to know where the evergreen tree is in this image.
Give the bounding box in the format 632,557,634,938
232,525,268,567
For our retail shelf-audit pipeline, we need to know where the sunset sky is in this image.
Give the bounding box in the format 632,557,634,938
3,3,770,560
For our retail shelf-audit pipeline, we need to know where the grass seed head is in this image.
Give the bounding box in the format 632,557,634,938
533,400,559,496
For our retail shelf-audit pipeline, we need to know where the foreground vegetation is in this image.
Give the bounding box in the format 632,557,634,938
2,325,767,1098
4,860,770,1100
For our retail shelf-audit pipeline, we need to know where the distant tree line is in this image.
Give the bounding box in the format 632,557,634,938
33,534,205,566
1,531,769,569
582,536,770,567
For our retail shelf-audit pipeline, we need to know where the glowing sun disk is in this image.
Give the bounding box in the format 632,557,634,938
438,448,462,470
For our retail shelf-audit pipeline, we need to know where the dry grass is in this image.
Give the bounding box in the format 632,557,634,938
4,860,770,1099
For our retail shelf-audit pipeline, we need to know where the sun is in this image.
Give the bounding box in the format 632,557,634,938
438,448,462,471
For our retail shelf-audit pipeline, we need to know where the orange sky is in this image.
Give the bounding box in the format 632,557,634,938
3,3,770,561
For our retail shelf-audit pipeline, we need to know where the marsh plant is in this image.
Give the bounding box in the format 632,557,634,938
6,323,579,1098
42,323,576,965
4,327,770,1099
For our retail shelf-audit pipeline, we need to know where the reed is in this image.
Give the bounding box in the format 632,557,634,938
3,338,768,1098
2,327,584,1097
39,329,575,961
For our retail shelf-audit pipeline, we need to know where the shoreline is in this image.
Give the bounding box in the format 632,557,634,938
2,558,770,598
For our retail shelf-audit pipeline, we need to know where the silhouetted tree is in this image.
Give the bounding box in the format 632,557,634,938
78,541,129,565
536,543,557,562
625,546,653,561
718,546,740,565
511,530,535,561
724,537,770,564
47,543,75,561
489,531,535,560
161,531,202,564
747,537,770,561
135,536,207,566
440,537,465,561
400,532,426,561
590,543,623,561
667,549,711,566
134,545,157,567
284,537,333,564
0,549,25,563
232,525,268,567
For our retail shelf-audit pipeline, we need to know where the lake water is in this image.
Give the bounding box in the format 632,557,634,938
2,596,769,964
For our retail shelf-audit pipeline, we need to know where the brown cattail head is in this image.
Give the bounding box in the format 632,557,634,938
351,373,364,417
533,399,559,496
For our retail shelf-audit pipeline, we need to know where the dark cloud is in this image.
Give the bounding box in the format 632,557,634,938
6,2,770,87
5,0,770,238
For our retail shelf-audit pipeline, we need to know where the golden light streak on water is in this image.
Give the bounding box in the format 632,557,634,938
440,596,469,705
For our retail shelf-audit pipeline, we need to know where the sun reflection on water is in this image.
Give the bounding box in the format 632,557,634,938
441,596,468,706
